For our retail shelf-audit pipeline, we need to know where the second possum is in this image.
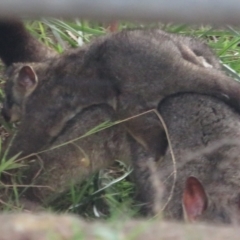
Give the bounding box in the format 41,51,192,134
133,93,240,224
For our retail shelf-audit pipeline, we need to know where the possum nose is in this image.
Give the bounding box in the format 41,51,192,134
1,107,11,122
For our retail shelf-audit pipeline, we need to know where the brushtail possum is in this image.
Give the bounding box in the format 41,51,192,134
132,93,240,224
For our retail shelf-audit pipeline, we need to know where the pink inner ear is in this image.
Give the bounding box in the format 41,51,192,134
18,66,36,89
182,176,208,222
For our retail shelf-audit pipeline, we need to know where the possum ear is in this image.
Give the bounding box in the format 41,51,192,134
182,176,208,222
16,65,38,96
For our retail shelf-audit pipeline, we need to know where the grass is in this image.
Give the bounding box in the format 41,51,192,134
0,19,240,220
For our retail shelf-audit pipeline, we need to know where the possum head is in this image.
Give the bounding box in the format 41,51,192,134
2,63,39,122
4,63,78,157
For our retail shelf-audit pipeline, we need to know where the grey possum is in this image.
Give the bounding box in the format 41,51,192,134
4,28,240,163
132,93,240,224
